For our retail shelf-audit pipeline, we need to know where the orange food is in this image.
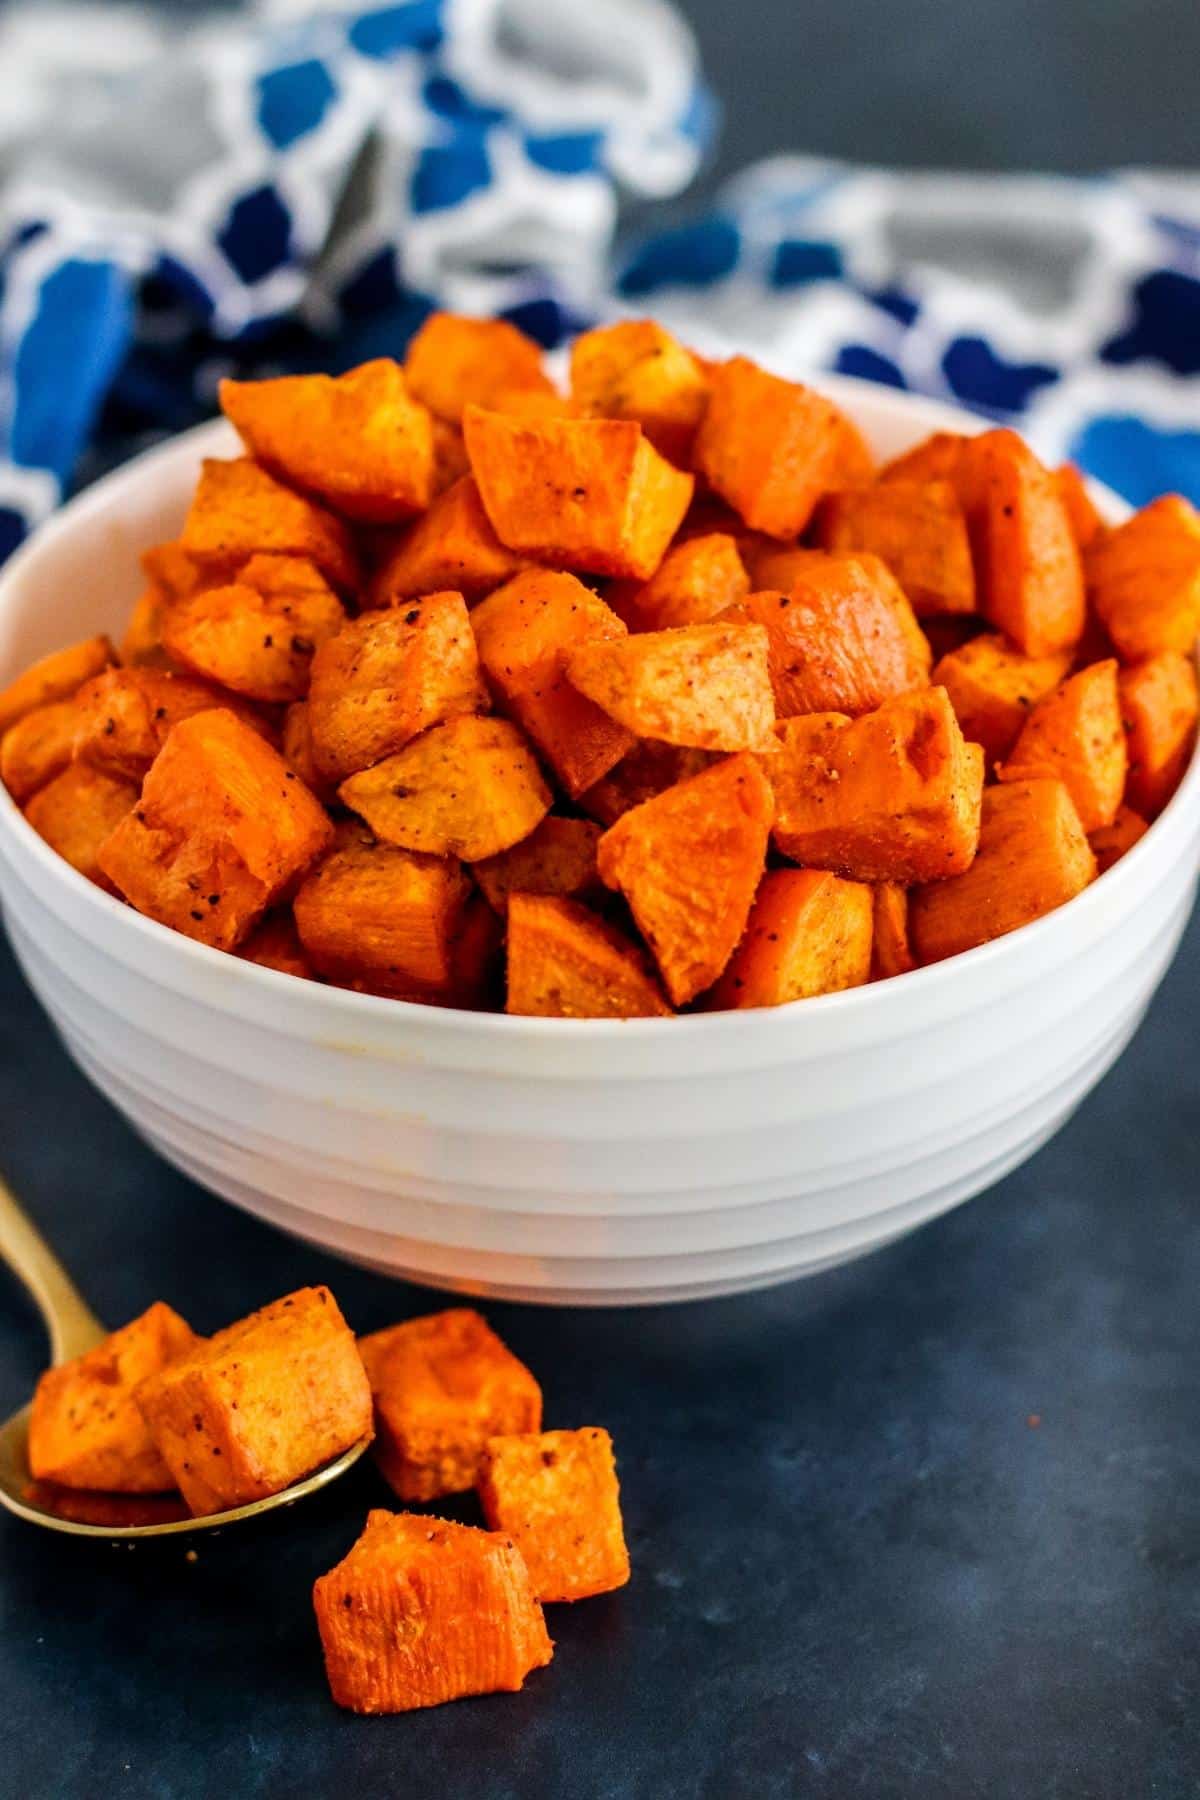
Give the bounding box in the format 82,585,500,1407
366,476,529,607
358,1308,542,1502
431,416,470,494
567,621,775,752
569,318,709,464
0,699,80,803
871,882,915,980
880,431,969,486
997,659,1126,833
578,740,716,825
606,533,749,631
478,1427,631,1603
120,586,172,667
474,815,602,915
0,634,114,738
1056,463,1105,552
281,698,335,803
931,633,1073,764
313,1509,553,1715
72,666,268,784
1086,495,1200,662
707,869,873,1009
960,429,1085,655
24,763,139,889
180,457,360,595
237,910,313,979
506,893,671,1018
1090,804,1149,874
161,554,345,703
815,480,975,617
1119,651,1199,817
404,311,553,423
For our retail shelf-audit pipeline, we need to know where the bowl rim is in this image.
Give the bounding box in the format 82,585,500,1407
0,374,1194,1044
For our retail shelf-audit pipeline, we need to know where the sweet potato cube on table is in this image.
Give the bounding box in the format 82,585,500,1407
932,633,1073,765
578,741,716,826
24,763,138,889
28,1302,196,1493
815,480,976,617
1090,805,1149,874
0,635,114,738
910,779,1095,964
237,910,313,979
474,816,602,916
1,700,79,803
471,571,634,797
180,458,360,595
293,837,474,1001
307,591,487,785
1056,463,1105,552
358,1308,542,1502
708,869,873,1010
506,894,671,1019
1086,495,1200,661
567,622,775,753
220,360,433,523
313,1509,553,1715
763,688,984,883
1119,651,1199,817
605,533,750,632
72,666,269,784
162,554,345,703
960,429,1085,655
463,407,693,582
997,659,1126,833
136,1286,371,1518
871,882,916,980
597,753,774,1005
99,709,333,950
404,311,554,423
339,715,551,861
366,477,529,608
569,319,710,464
478,1427,631,1603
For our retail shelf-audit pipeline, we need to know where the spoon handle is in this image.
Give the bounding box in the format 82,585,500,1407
0,1177,107,1365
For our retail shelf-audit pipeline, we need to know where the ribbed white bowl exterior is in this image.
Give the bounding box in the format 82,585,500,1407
2,383,1197,1303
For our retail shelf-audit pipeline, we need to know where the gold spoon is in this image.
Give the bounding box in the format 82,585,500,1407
0,1176,368,1540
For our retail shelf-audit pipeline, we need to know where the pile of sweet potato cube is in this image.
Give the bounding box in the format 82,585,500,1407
2,311,1198,1015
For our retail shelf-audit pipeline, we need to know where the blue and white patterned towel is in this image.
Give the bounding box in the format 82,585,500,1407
1,0,1197,567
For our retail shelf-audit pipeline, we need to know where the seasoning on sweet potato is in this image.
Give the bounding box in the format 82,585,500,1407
313,1509,553,1715
910,778,1095,964
596,752,773,1004
960,429,1085,655
180,457,360,595
1085,495,1200,662
0,634,114,739
24,763,139,889
99,709,333,949
567,621,776,752
358,1308,542,1502
1089,804,1149,874
1119,651,1199,817
605,533,750,632
569,318,710,464
237,909,313,979
880,431,970,487
404,311,554,423
693,356,859,539
73,666,269,784
220,359,434,522
815,480,976,617
293,836,474,1000
339,714,551,861
707,869,873,1009
121,586,172,668
308,590,487,785
506,893,671,1018
478,1427,631,1603
161,554,345,703
471,570,634,797
0,700,79,803
1056,463,1105,552
871,881,915,981
366,476,529,608
931,632,1073,765
763,688,984,882
136,1286,372,1518
578,740,716,825
997,659,1126,833
464,406,693,581
28,1301,196,1493
474,815,602,915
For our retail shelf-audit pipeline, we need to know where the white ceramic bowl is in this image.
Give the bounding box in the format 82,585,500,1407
1,381,1197,1305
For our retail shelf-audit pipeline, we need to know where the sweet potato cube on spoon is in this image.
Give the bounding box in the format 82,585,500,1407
478,1426,631,1603
506,894,671,1018
997,659,1126,833
568,621,775,752
708,869,873,1010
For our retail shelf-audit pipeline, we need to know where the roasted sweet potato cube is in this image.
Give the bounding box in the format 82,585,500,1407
121,586,172,668
606,533,749,631
136,1286,371,1517
1,700,79,803
763,689,984,882
220,359,433,522
180,457,359,595
471,571,634,797
73,666,268,783
99,709,333,949
24,763,138,889
293,837,474,1000
707,869,873,1009
28,1302,196,1493
880,431,970,486
478,1427,631,1603
910,779,1095,964
506,894,671,1018
366,477,529,608
431,416,471,494
308,590,487,784
1119,651,1199,817
815,480,976,617
596,752,773,1004
404,311,554,423
237,910,313,979
997,659,1126,833
162,554,345,703
474,816,602,916
1056,463,1105,552
141,540,214,602
281,699,336,803
871,882,916,980
567,622,775,752
339,714,551,860
960,429,1085,655
0,635,114,738
1086,495,1200,661
1090,804,1149,874
358,1308,542,1502
931,633,1073,764
569,319,710,464
464,406,693,581
313,1509,553,1715
922,616,986,664
693,356,856,539
578,741,716,825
